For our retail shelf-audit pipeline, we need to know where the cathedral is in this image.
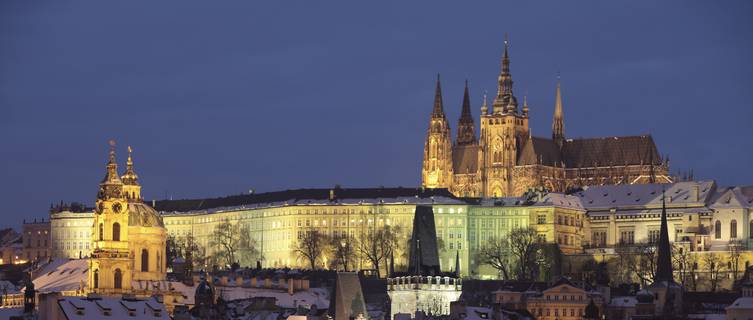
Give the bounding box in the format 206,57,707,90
421,39,672,198
89,142,167,294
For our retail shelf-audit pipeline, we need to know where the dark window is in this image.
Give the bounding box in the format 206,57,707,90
731,220,738,238
99,223,104,241
114,269,122,289
141,249,149,272
112,223,120,241
93,269,99,288
715,220,721,239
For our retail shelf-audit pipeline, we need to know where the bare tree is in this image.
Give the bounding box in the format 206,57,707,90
634,242,657,285
508,227,540,280
672,244,692,288
475,236,512,280
210,220,238,266
358,224,403,278
702,252,726,292
294,228,327,270
328,234,356,271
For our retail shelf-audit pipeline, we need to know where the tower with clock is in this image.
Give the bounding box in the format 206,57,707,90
90,141,133,293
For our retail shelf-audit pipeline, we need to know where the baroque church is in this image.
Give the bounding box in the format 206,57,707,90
421,39,672,198
89,142,167,294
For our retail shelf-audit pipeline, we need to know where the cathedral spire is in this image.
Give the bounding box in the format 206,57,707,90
655,188,674,283
432,74,446,118
456,80,477,145
480,90,489,115
493,34,517,114
522,94,529,116
552,76,565,146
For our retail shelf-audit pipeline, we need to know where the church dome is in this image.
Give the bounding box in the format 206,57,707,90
127,202,164,228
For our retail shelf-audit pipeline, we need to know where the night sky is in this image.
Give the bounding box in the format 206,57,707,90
1,1,752,227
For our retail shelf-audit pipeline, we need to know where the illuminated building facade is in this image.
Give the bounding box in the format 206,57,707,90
21,219,50,262
89,144,167,294
50,206,93,259
421,39,671,198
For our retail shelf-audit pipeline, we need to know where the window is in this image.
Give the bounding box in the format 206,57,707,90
114,269,122,289
750,221,753,239
93,269,99,288
731,220,738,239
648,229,660,243
537,215,546,224
141,249,149,272
620,230,634,245
715,220,722,239
99,223,104,241
112,223,120,241
592,231,607,247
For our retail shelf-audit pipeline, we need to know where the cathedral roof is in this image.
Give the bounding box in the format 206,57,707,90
517,136,562,166
128,202,164,227
452,144,479,174
561,135,662,167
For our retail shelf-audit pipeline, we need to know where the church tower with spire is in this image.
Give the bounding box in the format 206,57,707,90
421,75,454,189
90,141,133,293
478,36,530,197
90,142,167,295
552,77,565,146
455,80,476,146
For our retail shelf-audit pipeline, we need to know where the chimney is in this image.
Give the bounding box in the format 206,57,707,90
288,278,294,295
264,278,271,288
235,276,244,287
251,277,257,288
693,185,700,202
220,276,228,286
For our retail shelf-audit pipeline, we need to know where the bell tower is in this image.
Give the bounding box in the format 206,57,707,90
90,140,132,293
421,75,454,189
479,36,529,197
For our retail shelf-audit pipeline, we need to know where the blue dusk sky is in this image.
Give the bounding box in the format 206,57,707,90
1,1,752,227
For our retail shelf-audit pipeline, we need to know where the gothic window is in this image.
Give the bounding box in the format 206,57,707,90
731,220,738,238
141,249,149,272
114,269,122,289
112,223,120,241
93,269,99,289
98,223,103,241
715,220,721,239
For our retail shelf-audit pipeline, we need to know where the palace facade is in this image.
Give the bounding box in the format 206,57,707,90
421,40,671,198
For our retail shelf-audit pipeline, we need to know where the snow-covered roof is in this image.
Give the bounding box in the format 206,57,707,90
726,296,753,310
57,296,168,320
710,186,753,209
575,180,716,210
609,296,637,308
168,281,330,309
32,258,88,293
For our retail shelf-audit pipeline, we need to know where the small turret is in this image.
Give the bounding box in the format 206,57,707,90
552,76,565,146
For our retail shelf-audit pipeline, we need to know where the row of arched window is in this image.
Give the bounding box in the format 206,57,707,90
92,268,122,289
98,222,121,241
713,219,751,239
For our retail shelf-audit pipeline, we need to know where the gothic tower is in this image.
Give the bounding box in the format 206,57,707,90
552,77,565,146
422,75,453,189
455,80,476,146
90,141,132,293
479,37,529,197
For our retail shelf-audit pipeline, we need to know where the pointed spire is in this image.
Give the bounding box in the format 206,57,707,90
456,80,477,146
522,95,529,116
432,74,446,118
101,140,121,184
121,146,139,186
493,34,517,114
480,90,489,115
552,75,565,146
654,188,674,283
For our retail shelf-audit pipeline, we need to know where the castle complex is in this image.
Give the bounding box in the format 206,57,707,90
421,39,672,197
